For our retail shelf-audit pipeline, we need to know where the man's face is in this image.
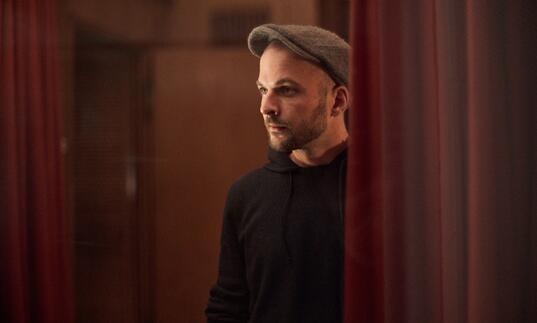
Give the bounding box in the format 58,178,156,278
256,42,333,152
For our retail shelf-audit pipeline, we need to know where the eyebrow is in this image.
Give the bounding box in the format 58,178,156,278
256,78,302,88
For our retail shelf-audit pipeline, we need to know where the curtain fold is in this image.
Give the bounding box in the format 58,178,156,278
345,0,536,322
0,0,74,322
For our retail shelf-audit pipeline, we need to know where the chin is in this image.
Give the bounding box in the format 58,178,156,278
268,139,293,152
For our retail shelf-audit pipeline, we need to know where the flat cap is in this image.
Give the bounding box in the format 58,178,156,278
247,24,350,86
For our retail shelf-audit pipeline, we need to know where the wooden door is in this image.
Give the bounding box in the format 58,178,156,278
152,48,266,322
72,30,154,323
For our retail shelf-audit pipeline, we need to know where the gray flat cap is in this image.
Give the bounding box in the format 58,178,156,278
247,24,350,86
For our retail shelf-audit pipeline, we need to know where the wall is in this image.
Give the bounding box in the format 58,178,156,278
153,48,265,322
66,0,317,44
61,0,318,321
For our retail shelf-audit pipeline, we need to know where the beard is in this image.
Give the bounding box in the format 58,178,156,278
265,96,328,152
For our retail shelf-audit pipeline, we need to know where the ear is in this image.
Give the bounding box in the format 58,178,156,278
330,85,349,117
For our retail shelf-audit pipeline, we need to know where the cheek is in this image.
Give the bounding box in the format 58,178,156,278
297,98,325,118
283,96,317,112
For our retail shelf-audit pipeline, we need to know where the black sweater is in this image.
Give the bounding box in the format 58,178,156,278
206,149,346,323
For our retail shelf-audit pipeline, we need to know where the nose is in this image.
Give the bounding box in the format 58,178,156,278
259,91,280,116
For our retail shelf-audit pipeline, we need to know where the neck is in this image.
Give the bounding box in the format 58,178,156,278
290,135,348,167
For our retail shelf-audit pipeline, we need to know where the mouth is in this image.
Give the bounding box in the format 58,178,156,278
266,124,288,133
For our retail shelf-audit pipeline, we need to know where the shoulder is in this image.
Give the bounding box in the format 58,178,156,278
220,167,267,225
232,167,267,190
224,166,286,210
226,167,268,204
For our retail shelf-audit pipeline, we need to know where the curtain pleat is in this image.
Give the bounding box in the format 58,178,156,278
345,0,536,322
0,0,74,322
344,0,384,322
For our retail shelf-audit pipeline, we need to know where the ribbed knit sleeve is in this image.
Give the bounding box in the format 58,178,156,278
205,184,250,323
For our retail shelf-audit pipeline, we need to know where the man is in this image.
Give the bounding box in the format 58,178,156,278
206,24,350,323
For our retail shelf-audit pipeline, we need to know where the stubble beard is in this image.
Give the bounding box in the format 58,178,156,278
266,96,328,152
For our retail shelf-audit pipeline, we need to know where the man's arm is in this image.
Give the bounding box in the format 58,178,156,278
206,186,250,323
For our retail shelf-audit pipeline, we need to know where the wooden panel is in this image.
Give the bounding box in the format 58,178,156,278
319,0,350,41
73,40,142,323
153,49,266,322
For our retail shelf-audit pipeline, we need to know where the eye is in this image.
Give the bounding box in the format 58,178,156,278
277,86,297,96
258,87,268,95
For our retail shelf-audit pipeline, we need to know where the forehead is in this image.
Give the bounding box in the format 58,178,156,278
258,42,329,85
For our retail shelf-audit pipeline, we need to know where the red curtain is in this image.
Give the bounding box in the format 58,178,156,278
345,0,536,322
0,0,74,322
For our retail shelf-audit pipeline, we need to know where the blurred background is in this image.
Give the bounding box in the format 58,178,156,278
3,1,535,323
59,0,348,322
